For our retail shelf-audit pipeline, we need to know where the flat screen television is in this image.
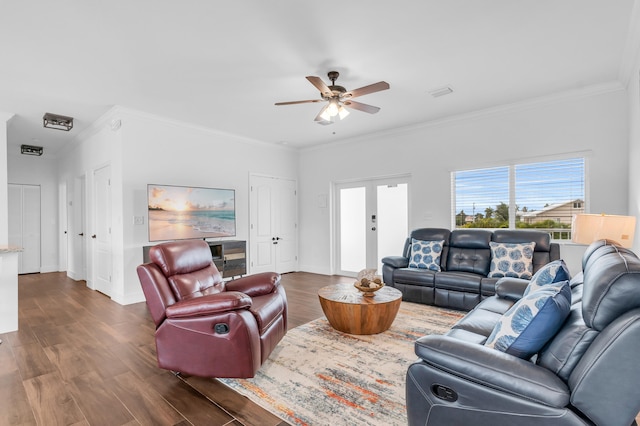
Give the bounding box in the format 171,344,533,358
147,184,236,242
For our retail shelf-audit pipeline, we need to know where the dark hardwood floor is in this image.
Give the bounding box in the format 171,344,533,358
0,271,352,426
4,272,637,425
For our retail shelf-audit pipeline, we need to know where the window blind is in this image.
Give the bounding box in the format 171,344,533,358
453,157,585,233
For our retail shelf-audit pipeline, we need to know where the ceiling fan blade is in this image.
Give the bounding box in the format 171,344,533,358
343,100,381,114
275,99,324,106
306,76,333,98
344,81,390,99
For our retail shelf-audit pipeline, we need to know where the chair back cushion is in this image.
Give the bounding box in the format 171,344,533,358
581,247,640,331
538,243,640,382
149,240,225,301
446,230,492,275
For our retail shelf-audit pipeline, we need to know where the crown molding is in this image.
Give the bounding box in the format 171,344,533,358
0,111,15,123
114,106,297,153
301,81,625,153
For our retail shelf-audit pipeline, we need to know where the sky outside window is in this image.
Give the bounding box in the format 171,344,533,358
454,158,585,220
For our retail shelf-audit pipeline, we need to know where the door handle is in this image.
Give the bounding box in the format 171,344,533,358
371,227,377,231
91,234,97,239
79,232,84,236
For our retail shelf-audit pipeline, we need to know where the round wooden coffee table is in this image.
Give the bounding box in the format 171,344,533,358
318,283,402,335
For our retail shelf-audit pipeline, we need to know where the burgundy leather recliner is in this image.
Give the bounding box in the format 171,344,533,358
136,239,288,378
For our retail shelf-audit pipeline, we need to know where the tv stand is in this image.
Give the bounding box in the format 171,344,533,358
142,240,246,278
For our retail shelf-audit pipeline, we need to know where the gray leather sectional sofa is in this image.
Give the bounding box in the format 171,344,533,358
406,240,640,426
382,228,560,311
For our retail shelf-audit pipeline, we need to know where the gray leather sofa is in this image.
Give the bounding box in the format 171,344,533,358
406,240,640,426
381,228,560,310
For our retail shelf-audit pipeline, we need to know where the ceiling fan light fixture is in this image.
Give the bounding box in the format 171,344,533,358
276,71,389,124
338,105,350,120
326,99,340,117
43,112,74,131
320,108,332,122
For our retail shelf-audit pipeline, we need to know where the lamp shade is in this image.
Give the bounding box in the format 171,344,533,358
571,214,636,248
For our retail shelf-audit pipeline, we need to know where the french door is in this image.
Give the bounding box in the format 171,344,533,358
335,176,409,277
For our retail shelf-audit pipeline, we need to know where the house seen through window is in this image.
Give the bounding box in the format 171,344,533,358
453,157,585,240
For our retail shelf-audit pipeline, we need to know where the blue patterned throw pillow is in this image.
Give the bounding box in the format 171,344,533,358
523,259,571,297
408,239,444,271
488,241,536,279
485,280,571,359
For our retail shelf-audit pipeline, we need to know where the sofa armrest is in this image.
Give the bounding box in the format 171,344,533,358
225,272,281,297
495,277,529,301
414,334,570,408
381,255,409,268
165,291,252,318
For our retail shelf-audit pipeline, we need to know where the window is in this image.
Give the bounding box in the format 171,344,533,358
453,157,585,239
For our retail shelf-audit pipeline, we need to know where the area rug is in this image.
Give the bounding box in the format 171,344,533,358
219,302,464,426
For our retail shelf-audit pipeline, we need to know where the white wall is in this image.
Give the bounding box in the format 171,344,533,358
626,10,640,254
7,152,60,272
62,107,299,305
298,87,629,276
58,117,119,285
0,113,12,245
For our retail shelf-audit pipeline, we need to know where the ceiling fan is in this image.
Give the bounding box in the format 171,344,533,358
275,71,390,125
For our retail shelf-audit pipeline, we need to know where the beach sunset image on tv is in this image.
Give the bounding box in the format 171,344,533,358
147,184,236,241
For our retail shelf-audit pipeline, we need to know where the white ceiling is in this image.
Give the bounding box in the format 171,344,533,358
0,1,636,155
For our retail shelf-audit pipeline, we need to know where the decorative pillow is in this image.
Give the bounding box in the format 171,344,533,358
523,259,571,297
488,241,536,279
409,239,444,271
485,281,571,359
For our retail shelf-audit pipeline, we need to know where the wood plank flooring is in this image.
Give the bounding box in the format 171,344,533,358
0,271,351,426
4,272,637,425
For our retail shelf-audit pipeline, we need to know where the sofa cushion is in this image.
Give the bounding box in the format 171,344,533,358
393,268,436,287
488,241,536,279
581,249,640,331
485,280,571,359
434,271,482,292
409,239,444,271
523,259,571,297
449,297,514,341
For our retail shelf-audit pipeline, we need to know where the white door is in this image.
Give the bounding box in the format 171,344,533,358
250,175,298,274
93,165,112,296
8,184,41,274
336,177,409,277
68,176,87,281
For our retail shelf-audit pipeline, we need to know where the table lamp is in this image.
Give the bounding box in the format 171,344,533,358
571,213,637,248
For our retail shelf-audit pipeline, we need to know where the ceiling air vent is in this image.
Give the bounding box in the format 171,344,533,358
428,86,454,98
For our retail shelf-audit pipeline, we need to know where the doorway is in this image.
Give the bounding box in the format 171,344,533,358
335,176,409,276
249,174,298,274
8,184,41,274
67,175,87,281
93,165,112,296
